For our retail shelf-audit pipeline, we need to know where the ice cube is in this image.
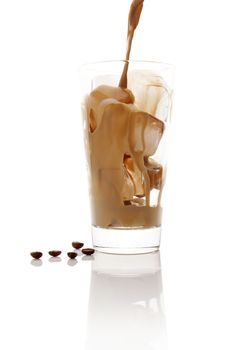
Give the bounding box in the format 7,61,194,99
130,197,145,206
144,158,163,190
124,155,144,197
92,85,135,104
129,111,164,156
121,166,134,201
89,108,97,132
98,166,133,205
85,85,135,133
128,70,170,121
144,114,164,156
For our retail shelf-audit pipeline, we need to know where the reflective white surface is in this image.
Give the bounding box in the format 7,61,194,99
0,249,168,350
2,239,233,350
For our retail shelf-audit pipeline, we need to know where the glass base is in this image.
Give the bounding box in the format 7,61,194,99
92,225,161,255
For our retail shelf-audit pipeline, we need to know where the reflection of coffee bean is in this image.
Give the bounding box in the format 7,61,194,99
31,259,43,266
31,251,43,259
82,255,94,261
67,252,77,259
72,241,84,249
49,250,61,257
82,248,95,256
67,259,78,267
49,257,62,263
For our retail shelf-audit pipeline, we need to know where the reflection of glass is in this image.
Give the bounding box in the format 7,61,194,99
85,252,167,350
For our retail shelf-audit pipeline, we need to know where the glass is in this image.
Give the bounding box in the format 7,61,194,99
79,60,174,254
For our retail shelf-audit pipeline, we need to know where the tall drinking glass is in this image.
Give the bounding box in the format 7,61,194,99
80,60,174,254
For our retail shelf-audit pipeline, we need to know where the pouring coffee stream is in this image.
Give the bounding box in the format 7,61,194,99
119,0,144,88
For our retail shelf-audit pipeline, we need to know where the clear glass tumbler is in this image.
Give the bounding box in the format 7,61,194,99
79,60,174,254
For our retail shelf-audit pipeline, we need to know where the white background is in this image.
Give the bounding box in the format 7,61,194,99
0,0,233,349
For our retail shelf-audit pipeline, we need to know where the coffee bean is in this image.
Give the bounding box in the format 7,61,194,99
31,251,43,259
72,241,84,249
48,250,62,257
67,252,77,259
82,248,95,256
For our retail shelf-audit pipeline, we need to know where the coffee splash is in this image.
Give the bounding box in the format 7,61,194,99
83,0,169,228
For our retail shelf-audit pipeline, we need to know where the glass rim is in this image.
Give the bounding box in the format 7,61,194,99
78,59,174,72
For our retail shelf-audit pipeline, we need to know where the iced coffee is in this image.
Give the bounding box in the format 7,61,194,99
80,0,173,252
